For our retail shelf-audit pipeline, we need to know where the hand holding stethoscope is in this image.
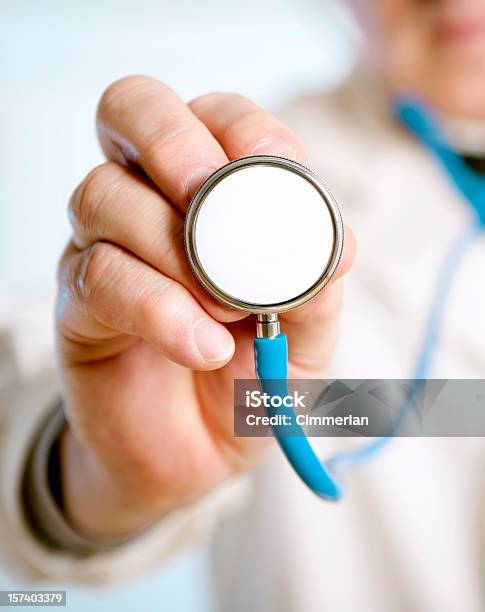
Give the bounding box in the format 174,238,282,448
56,80,356,538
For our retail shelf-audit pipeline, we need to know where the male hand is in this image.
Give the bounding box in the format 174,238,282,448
56,76,356,539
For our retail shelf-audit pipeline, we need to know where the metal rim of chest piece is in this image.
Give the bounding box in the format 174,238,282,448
184,155,344,315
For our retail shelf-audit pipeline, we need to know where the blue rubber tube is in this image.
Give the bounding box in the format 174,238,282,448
395,97,485,226
254,334,341,501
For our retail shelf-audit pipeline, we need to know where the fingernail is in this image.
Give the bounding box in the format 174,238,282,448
250,137,298,160
194,319,234,363
187,165,218,202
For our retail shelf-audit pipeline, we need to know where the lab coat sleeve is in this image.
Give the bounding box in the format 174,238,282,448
0,298,248,585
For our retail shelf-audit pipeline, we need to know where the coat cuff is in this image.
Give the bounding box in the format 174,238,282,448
22,402,145,556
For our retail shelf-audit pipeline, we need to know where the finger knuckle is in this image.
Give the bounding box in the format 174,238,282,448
137,280,194,349
55,242,79,315
141,114,190,163
139,116,206,206
135,281,169,327
69,163,118,234
155,215,186,266
76,241,120,307
137,279,181,328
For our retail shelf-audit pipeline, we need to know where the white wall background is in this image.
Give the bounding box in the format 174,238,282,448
0,1,356,610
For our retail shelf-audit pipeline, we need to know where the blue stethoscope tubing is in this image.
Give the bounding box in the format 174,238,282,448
254,98,485,501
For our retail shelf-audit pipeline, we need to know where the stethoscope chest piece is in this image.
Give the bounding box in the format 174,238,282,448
184,155,344,321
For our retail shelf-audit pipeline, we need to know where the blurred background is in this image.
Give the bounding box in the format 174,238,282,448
1,1,356,609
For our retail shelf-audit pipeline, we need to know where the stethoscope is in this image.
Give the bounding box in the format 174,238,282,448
184,99,485,501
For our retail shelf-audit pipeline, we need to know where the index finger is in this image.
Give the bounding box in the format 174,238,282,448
96,75,229,211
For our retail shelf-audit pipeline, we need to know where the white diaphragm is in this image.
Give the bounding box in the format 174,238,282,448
184,156,343,314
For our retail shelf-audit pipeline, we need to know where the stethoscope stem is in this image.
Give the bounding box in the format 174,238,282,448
256,313,280,339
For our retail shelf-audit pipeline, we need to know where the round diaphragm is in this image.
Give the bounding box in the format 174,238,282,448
184,155,343,314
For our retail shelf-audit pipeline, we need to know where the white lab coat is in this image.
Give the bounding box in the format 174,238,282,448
1,70,485,611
